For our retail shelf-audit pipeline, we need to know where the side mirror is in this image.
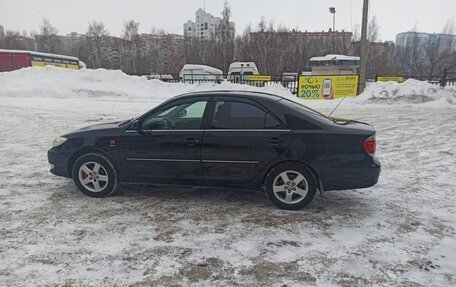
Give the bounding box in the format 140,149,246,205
129,120,146,134
179,110,187,117
130,119,140,130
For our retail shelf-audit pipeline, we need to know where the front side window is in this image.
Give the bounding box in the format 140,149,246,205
142,101,207,130
212,101,284,129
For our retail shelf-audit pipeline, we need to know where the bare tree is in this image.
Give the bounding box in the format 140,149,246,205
37,18,61,53
395,21,456,77
442,19,455,35
121,20,141,74
367,16,379,42
0,30,35,50
423,31,455,78
250,17,273,73
352,24,361,42
217,0,235,71
86,21,109,68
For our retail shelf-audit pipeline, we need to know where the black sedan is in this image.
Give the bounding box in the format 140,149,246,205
48,91,380,210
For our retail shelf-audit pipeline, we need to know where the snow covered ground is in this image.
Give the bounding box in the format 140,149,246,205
0,67,455,286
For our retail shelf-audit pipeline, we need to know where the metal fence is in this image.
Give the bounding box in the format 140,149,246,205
403,69,456,87
441,70,456,86
142,70,456,95
144,74,300,95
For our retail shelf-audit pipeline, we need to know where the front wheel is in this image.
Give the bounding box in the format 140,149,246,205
264,163,317,210
72,153,118,197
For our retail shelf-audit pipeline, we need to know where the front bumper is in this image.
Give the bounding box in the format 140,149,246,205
48,148,71,178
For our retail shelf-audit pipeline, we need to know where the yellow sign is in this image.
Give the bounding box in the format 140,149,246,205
31,61,79,70
298,75,359,99
247,75,272,81
376,76,404,83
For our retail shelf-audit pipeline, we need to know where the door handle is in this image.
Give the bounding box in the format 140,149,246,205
186,138,199,146
267,137,283,146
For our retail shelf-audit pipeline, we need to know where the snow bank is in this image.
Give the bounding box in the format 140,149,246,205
1,66,455,106
0,66,293,102
355,79,456,105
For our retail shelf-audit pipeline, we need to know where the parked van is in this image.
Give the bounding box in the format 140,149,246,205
179,64,223,83
227,62,259,82
307,54,360,75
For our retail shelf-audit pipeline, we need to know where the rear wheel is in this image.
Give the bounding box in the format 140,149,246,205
265,163,317,210
72,153,118,197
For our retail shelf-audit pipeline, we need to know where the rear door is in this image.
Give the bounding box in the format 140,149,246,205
201,97,293,186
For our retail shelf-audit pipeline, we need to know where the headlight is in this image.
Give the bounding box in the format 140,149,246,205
52,136,68,147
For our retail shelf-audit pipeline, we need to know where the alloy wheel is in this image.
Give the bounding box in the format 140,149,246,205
78,161,109,192
272,170,308,204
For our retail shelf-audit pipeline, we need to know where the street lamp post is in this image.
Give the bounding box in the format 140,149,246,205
329,7,336,53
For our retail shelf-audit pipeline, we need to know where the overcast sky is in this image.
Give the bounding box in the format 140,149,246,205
0,0,455,41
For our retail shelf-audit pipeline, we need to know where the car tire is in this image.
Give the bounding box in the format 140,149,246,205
264,163,317,210
72,153,118,198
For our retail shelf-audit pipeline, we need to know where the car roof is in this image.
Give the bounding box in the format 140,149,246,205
171,90,284,101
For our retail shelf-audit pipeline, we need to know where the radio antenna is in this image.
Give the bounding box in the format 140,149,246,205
329,97,346,118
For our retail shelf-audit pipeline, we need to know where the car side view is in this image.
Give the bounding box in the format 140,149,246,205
48,91,380,210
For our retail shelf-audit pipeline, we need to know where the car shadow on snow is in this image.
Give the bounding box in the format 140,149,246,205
109,184,373,215
55,179,373,216
51,181,375,231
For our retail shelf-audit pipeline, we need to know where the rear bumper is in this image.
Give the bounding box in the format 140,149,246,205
48,148,71,178
322,159,381,191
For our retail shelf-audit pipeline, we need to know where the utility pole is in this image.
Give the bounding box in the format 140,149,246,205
358,0,369,94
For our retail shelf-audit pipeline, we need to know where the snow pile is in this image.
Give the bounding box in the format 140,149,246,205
2,66,455,107
356,79,456,105
0,66,293,102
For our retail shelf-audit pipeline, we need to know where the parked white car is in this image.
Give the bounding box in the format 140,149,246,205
227,62,259,82
179,64,223,82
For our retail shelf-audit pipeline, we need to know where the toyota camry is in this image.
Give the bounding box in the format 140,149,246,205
48,91,381,210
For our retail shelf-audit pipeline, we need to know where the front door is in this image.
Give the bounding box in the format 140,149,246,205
201,97,293,186
119,98,209,184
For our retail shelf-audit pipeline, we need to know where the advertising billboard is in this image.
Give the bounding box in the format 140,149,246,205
298,75,359,99
376,76,405,83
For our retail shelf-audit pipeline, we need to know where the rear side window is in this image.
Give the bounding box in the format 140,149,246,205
212,101,284,129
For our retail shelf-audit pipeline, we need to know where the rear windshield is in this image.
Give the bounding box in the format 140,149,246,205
279,99,334,123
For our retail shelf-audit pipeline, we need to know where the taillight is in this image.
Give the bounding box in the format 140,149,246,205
363,135,376,156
